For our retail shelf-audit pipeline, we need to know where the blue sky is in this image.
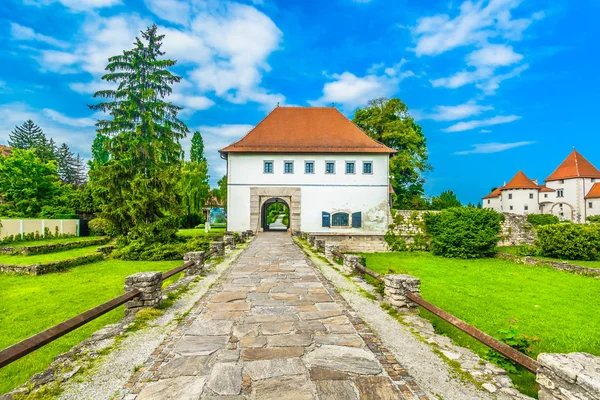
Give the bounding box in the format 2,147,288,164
1,0,599,204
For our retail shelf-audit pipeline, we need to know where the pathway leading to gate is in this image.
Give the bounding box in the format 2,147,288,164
121,233,427,400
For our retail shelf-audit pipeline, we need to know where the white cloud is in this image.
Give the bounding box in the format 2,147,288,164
10,23,69,48
411,0,538,56
444,115,521,132
42,109,96,127
420,101,493,121
310,63,415,111
455,141,535,155
69,80,115,94
467,44,523,67
23,0,122,11
431,67,493,89
143,0,190,25
476,63,529,94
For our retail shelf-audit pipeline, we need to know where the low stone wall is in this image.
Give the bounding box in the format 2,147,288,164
537,352,600,399
309,233,388,253
388,210,535,247
0,253,104,276
0,237,111,255
496,253,600,278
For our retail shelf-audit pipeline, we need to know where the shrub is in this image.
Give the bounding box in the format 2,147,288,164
423,208,504,258
384,231,407,251
112,236,211,261
536,223,600,261
588,215,600,223
526,214,559,227
88,218,113,236
514,244,539,257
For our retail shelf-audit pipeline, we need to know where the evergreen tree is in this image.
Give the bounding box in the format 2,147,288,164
88,133,110,172
74,153,87,187
56,143,77,185
190,131,206,164
89,24,188,241
179,160,210,228
8,120,45,150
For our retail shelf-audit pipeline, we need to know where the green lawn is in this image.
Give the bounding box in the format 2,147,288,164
0,245,102,265
0,259,182,394
362,252,600,397
177,227,226,238
1,236,105,248
499,246,600,269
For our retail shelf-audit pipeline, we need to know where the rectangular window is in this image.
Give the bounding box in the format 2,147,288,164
263,161,273,174
509,205,513,210
529,193,534,199
325,161,335,174
322,212,330,227
363,162,373,174
524,205,529,211
590,202,593,209
544,194,548,198
345,161,355,174
557,189,564,198
560,179,565,184
352,212,362,228
487,199,490,204
284,161,294,174
332,212,349,227
508,193,513,200
305,161,314,174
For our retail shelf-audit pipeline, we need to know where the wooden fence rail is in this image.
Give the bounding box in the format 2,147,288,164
328,248,539,374
0,246,221,369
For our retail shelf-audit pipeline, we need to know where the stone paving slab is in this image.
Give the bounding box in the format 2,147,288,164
120,233,427,399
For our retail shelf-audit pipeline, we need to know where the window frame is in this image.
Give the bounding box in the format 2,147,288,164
589,202,593,209
508,193,513,200
557,189,564,198
325,161,336,175
263,160,274,174
529,193,534,199
331,212,350,227
524,205,529,211
345,161,356,175
304,161,315,174
362,161,373,175
284,160,294,174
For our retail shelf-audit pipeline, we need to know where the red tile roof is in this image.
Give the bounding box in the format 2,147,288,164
546,150,600,181
585,183,600,199
220,107,397,154
483,187,502,199
501,171,540,190
388,184,395,195
539,185,555,193
0,145,11,157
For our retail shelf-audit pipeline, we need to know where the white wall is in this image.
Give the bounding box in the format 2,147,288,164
586,198,600,218
483,196,501,212
227,153,390,233
545,178,599,222
500,189,540,215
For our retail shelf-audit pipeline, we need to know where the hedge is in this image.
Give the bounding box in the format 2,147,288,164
526,214,559,227
536,223,600,261
4,237,111,256
0,253,105,276
423,207,504,258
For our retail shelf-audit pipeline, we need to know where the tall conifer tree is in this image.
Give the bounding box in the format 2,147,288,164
190,131,206,164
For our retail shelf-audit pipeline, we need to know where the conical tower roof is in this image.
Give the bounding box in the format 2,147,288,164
546,150,600,181
501,171,539,190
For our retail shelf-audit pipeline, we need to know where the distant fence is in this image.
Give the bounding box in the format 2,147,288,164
0,219,80,240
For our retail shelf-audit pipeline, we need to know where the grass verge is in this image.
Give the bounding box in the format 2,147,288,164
500,246,600,269
362,251,600,397
0,246,102,266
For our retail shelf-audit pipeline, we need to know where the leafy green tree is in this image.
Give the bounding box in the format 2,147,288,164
353,98,431,209
217,175,227,207
179,161,210,228
56,143,77,185
190,130,206,164
0,149,65,217
88,133,110,172
89,24,188,242
430,190,462,210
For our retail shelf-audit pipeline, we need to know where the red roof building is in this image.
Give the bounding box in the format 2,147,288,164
501,171,540,190
0,145,11,157
585,183,600,199
546,150,600,181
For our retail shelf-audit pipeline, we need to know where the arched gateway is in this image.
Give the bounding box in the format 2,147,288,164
261,197,290,231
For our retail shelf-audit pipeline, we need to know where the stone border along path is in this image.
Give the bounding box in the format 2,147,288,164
119,233,428,400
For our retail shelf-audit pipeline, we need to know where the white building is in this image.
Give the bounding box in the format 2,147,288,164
482,150,600,222
219,106,396,234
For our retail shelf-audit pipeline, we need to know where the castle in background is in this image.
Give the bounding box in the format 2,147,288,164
482,150,600,223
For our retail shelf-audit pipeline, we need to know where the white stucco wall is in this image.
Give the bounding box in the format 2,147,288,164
226,153,390,233
544,178,599,222
586,198,600,217
483,196,501,211
500,189,540,215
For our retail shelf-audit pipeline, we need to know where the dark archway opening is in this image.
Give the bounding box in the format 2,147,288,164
261,198,290,231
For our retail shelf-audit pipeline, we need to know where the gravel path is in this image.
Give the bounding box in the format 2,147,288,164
57,246,246,400
302,243,516,400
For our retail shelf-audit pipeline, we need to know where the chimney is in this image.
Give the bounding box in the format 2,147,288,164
533,179,538,185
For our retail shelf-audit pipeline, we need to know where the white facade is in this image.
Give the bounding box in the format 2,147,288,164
545,178,598,221
484,196,501,212
227,153,390,233
500,188,540,214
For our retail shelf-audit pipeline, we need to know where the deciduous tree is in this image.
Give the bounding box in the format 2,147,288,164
430,190,462,210
353,98,431,209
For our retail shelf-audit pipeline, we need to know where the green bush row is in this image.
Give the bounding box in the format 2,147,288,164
536,224,600,261
0,228,76,245
588,215,600,223
526,214,559,227
36,254,105,274
112,236,212,261
10,237,111,256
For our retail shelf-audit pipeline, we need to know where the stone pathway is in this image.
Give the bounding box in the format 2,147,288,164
121,233,427,400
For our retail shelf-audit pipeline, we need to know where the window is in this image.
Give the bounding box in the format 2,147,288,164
487,199,491,204
509,205,513,211
352,212,362,228
322,212,330,227
325,161,335,174
284,161,294,174
529,193,534,199
305,161,314,174
559,179,565,184
332,212,349,227
544,194,548,198
363,162,373,174
345,161,355,174
524,205,529,211
508,193,513,200
590,202,593,209
592,178,596,183
557,189,564,198
264,161,273,174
